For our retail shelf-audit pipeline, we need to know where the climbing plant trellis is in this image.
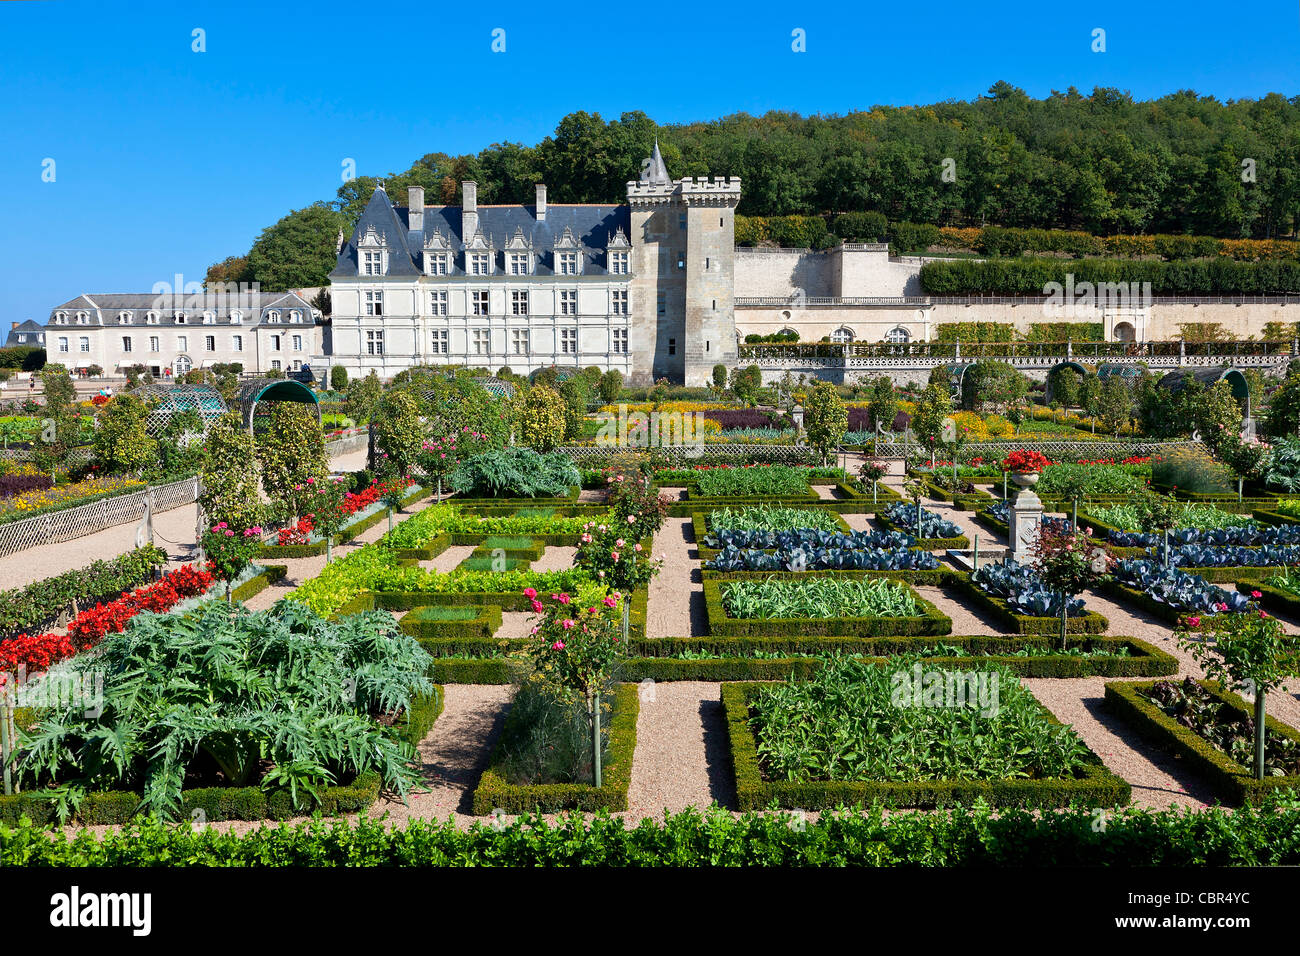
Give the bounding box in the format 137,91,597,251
134,383,228,445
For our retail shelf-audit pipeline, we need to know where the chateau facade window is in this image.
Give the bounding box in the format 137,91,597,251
364,292,383,316
611,328,628,353
472,329,490,354
509,252,530,276
559,328,577,354
150,336,160,352
471,290,490,316
884,326,910,344
559,290,577,316
232,335,242,352
830,327,855,343
511,290,528,316
431,290,448,315
431,329,448,354
511,329,529,355
612,289,628,315
366,330,383,355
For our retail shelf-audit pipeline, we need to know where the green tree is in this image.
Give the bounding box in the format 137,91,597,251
598,369,622,405
1264,368,1300,438
518,385,567,452
200,414,263,531
559,377,590,442
910,383,953,464
329,366,349,392
1098,377,1134,436
372,391,426,476
867,376,898,432
256,404,328,518
803,381,848,465
1047,366,1082,408
244,203,348,291
730,365,763,404
93,394,157,475
32,365,79,476
345,371,382,425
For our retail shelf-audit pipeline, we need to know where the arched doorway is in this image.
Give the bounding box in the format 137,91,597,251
1113,321,1136,343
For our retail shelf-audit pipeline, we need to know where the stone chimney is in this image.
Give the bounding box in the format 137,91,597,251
408,186,424,233
536,183,547,221
462,181,478,239
10,321,16,330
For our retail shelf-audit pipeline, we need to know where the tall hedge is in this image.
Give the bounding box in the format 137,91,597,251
920,257,1300,296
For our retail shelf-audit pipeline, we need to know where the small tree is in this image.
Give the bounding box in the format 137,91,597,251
1079,373,1103,433
32,365,79,477
92,394,157,475
729,365,763,404
417,432,461,500
597,369,622,405
559,376,590,442
1217,433,1271,502
372,391,426,476
256,403,328,519
373,454,412,533
329,365,349,392
518,385,567,452
910,382,952,468
867,376,898,433
201,521,264,601
803,381,848,465
1097,377,1133,437
1180,599,1300,780
1033,525,1114,649
199,414,264,532
296,475,350,563
526,590,625,788
345,371,382,425
711,364,728,390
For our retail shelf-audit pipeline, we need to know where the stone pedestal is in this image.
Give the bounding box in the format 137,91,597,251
1008,474,1043,565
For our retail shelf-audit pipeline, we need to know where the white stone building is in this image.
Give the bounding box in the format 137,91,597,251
41,291,322,378
326,143,741,386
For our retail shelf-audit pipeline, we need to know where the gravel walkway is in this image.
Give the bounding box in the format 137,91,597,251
646,516,703,638
627,681,733,814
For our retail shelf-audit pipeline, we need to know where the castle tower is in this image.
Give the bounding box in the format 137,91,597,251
627,142,740,385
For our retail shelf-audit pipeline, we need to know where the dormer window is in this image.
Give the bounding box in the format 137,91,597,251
230,310,243,324
469,252,491,276
267,310,281,323
118,311,132,324
290,310,302,323
203,311,216,324
75,311,88,324
357,224,389,276
558,252,580,275
606,227,631,275
509,253,530,276
609,251,629,275
146,311,159,325
175,311,187,324
426,253,449,275
55,311,67,324
553,226,583,276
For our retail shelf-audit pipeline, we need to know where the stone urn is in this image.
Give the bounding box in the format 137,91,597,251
1011,471,1040,489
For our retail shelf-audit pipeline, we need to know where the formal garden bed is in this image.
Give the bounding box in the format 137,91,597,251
1104,678,1300,806
723,658,1130,810
703,575,951,636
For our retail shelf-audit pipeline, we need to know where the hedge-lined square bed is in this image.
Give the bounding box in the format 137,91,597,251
723,661,1129,810
471,682,639,813
703,575,951,636
1104,678,1300,806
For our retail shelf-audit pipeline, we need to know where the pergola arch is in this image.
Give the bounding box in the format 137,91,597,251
235,378,321,433
132,383,228,443
1157,367,1251,418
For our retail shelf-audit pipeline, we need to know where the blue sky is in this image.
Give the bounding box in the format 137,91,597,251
1,0,1297,324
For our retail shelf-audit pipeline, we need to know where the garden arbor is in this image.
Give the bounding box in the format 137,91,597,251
937,363,975,405
235,378,321,434
1044,361,1089,404
1157,367,1251,420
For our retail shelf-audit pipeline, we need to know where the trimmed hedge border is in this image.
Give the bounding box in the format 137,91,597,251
703,577,951,637
1238,577,1300,618
471,537,547,562
0,686,445,826
471,681,639,814
946,571,1110,635
723,681,1131,810
1252,509,1300,527
1104,679,1300,806
230,565,288,603
400,604,503,643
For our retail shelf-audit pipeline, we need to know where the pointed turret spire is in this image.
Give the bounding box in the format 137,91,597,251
643,139,671,186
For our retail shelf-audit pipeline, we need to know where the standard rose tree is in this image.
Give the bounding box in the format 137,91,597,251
525,590,624,788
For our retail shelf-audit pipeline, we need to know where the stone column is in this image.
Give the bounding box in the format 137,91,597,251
1008,474,1043,565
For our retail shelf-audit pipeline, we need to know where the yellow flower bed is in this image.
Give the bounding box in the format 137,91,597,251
0,475,145,516
597,401,727,415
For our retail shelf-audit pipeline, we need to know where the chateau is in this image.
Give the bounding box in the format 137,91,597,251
328,142,740,386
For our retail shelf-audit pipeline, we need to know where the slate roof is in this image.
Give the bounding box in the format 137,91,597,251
45,291,319,328
4,319,44,347
332,185,631,279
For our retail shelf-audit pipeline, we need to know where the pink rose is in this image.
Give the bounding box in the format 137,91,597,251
551,640,565,650
603,596,617,608
523,587,538,599
561,619,575,630
1187,616,1201,627
1251,590,1262,599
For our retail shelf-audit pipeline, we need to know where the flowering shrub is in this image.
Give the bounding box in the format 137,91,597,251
605,470,669,541
277,516,315,546
202,522,263,588
1002,449,1051,474
574,519,661,594
1033,525,1115,646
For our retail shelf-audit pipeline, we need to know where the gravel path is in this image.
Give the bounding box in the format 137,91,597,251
646,516,703,638
627,681,733,814
0,443,372,591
